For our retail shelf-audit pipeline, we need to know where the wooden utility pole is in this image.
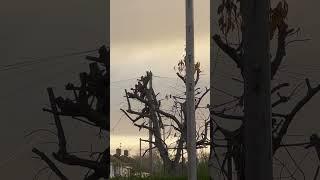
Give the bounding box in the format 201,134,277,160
185,0,197,179
148,72,153,174
242,0,272,179
209,0,215,179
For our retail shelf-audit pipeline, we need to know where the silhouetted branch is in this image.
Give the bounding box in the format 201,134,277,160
32,148,68,180
133,123,154,132
120,108,149,123
47,88,67,153
272,92,290,108
271,83,290,94
195,88,210,109
274,79,320,153
156,109,183,130
176,72,186,84
271,27,294,79
211,111,243,121
286,38,311,46
280,142,310,147
212,34,242,68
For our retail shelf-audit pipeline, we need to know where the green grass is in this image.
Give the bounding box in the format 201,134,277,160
197,161,209,180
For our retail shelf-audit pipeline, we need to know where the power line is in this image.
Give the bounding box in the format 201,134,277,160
110,77,140,84
153,75,177,80
0,49,99,72
111,114,125,132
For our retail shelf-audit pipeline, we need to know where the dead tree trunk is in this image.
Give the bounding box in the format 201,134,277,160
122,65,209,176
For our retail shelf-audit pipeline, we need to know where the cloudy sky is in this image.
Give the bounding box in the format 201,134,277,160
110,0,320,155
110,0,320,178
110,0,210,155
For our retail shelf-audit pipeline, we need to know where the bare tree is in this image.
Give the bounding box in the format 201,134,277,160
121,60,210,176
209,0,319,179
30,45,109,180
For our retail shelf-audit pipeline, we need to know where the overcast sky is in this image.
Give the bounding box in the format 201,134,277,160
110,0,211,155
110,0,320,178
110,0,320,154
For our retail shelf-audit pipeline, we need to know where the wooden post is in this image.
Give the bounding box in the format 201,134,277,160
242,0,273,179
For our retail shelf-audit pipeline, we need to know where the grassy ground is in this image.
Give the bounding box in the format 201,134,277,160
111,162,209,180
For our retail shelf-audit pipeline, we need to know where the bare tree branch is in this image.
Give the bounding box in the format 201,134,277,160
271,27,294,79
212,34,242,68
274,79,320,153
272,92,290,108
32,148,68,180
195,88,210,109
271,83,290,94
176,72,186,84
211,111,244,121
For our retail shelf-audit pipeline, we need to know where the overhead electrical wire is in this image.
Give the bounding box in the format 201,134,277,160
0,48,99,72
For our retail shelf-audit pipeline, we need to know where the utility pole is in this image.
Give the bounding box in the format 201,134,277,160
148,72,153,174
185,0,197,180
242,0,272,180
209,0,215,179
